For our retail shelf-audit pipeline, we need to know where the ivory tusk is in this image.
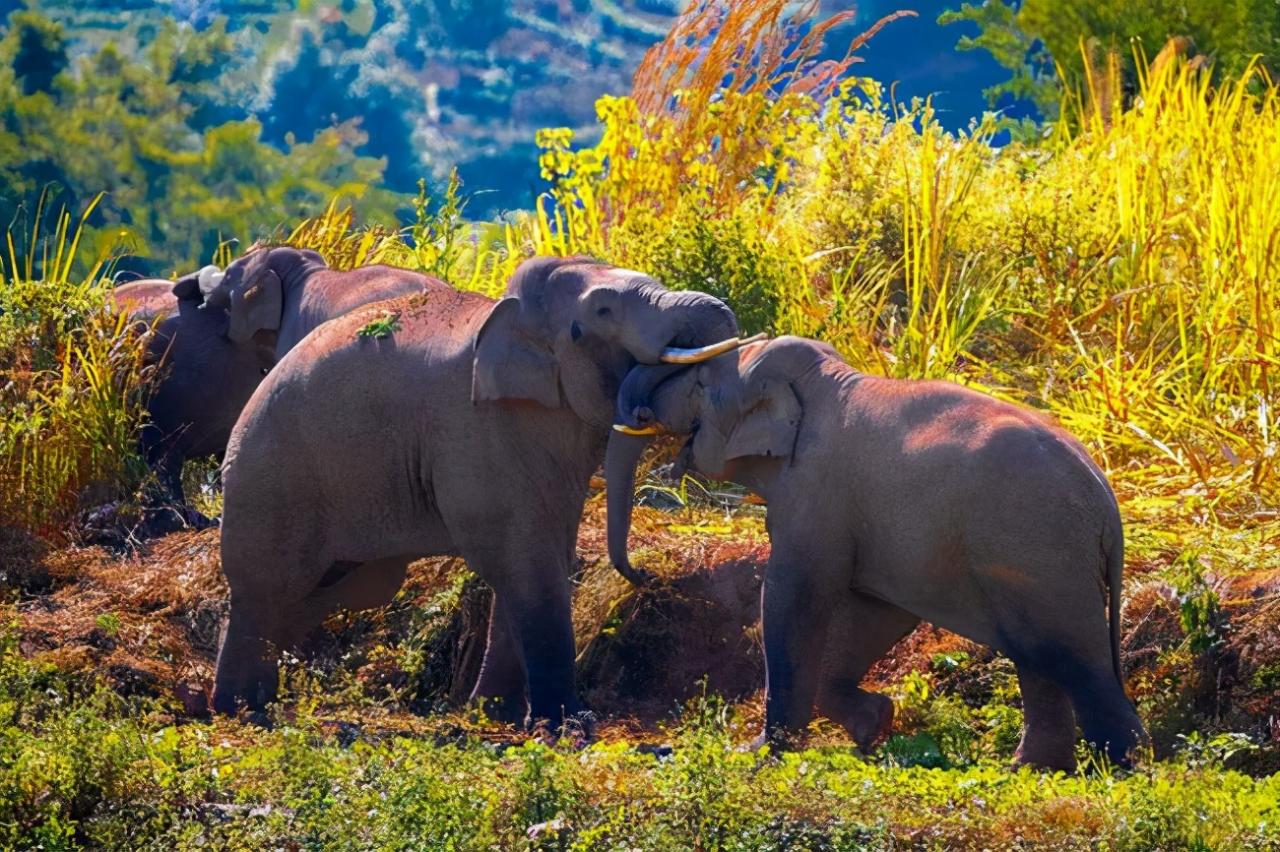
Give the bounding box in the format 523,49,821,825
659,332,768,364
612,423,663,436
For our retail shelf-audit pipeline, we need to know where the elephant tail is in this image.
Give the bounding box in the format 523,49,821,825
1103,516,1125,687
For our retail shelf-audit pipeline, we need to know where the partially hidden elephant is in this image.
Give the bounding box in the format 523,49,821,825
605,335,1148,769
112,278,274,521
212,256,756,727
132,247,439,507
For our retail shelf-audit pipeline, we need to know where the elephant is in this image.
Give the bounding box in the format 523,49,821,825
130,247,438,507
110,277,274,520
212,256,755,727
605,335,1148,769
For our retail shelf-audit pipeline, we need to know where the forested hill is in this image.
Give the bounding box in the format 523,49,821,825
24,0,683,214
20,0,1007,216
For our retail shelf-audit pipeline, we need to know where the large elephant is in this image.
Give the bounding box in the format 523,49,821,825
605,336,1148,769
212,257,752,726
133,248,438,506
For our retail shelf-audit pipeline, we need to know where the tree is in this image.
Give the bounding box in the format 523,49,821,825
941,0,1280,119
0,10,401,274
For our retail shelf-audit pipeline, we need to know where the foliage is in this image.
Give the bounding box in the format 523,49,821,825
535,2,1280,507
356,310,402,340
940,0,1280,119
0,10,402,275
0,197,151,539
0,630,1277,850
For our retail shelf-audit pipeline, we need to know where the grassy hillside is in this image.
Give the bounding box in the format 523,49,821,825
1,2,1278,848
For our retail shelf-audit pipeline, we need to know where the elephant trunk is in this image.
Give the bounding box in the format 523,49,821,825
604,362,700,584
605,429,655,585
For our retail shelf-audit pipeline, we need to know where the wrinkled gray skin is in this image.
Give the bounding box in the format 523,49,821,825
607,336,1148,769
112,280,273,509
213,257,739,728
132,248,437,506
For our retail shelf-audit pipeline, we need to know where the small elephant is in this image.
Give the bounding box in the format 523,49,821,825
606,336,1148,769
134,247,439,506
213,256,755,727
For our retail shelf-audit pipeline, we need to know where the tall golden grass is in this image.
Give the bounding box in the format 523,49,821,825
532,1,1279,512
0,199,152,539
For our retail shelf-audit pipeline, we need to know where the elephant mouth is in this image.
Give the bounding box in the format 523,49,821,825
611,333,766,435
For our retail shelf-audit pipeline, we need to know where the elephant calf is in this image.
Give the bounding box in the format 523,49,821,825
607,336,1148,769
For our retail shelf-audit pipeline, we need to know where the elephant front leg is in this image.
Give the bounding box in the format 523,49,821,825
470,595,529,724
506,583,581,732
761,554,836,748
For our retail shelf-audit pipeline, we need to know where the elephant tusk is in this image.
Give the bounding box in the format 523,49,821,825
612,423,663,436
659,332,768,364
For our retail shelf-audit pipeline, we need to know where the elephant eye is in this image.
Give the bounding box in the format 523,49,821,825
595,306,612,319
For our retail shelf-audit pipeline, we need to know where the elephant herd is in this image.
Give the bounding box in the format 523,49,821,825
114,248,1147,770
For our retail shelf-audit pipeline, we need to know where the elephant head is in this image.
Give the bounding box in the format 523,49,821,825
471,256,759,583
605,336,835,577
186,246,327,344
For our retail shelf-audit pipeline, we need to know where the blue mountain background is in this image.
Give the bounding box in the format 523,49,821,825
24,0,1025,217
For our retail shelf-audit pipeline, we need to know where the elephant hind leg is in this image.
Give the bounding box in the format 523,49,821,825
1013,668,1077,771
976,561,1146,768
1064,665,1145,767
469,595,529,724
1006,639,1145,768
213,602,282,714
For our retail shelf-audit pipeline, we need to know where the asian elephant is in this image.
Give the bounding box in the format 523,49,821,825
212,256,753,727
133,248,438,507
111,278,274,516
605,335,1148,769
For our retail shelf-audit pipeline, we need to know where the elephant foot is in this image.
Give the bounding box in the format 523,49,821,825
1013,734,1076,773
473,694,529,725
817,687,895,753
746,725,807,754
532,710,597,748
212,610,280,716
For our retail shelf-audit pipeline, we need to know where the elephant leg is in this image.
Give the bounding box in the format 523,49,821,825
470,595,529,724
1062,663,1145,767
816,593,919,751
212,599,283,714
1013,667,1077,771
506,579,579,729
761,552,837,746
461,543,580,731
156,454,187,506
981,566,1146,768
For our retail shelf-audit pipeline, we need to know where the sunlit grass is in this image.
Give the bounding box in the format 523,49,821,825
0,197,151,539
530,2,1279,521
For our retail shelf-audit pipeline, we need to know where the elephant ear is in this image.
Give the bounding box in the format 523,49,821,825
722,337,826,462
172,265,223,303
472,297,561,408
227,269,283,344
723,375,802,462
172,270,204,302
